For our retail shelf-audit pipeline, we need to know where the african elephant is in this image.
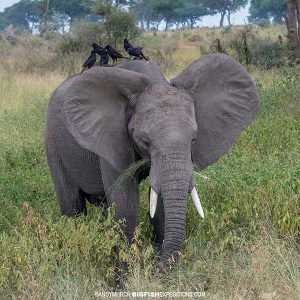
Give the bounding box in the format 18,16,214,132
45,54,260,265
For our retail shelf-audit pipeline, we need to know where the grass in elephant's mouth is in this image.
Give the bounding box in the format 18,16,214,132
0,57,299,298
111,159,150,196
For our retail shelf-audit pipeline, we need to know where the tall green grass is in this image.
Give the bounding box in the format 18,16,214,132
0,30,299,298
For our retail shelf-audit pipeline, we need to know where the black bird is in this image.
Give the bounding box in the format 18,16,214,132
105,44,128,62
99,48,109,66
91,42,104,54
127,47,149,61
124,38,134,52
91,42,109,66
123,38,149,61
81,50,97,74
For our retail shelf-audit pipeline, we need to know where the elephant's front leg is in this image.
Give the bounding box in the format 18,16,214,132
100,158,139,242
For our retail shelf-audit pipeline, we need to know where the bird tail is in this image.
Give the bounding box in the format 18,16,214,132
141,52,149,61
80,67,86,74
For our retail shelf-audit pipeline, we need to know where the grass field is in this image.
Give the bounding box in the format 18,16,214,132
0,26,299,299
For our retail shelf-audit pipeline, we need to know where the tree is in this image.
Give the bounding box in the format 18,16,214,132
43,0,50,31
202,0,248,27
151,0,184,30
91,0,140,45
249,0,287,24
128,0,161,30
51,0,92,23
286,0,300,53
0,0,42,32
174,0,208,28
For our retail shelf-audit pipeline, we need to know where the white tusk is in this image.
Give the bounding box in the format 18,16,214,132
149,188,158,218
190,187,204,219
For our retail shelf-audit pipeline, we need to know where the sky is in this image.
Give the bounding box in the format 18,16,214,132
0,0,251,27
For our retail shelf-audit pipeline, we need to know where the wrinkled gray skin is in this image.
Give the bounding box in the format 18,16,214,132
45,54,260,265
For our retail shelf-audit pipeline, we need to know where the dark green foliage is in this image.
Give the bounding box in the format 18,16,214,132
54,21,105,54
174,0,208,28
249,0,287,24
224,26,290,69
257,18,271,28
50,0,93,23
250,39,287,68
0,0,42,32
128,0,163,30
150,0,184,29
202,0,248,26
91,0,141,45
0,0,95,33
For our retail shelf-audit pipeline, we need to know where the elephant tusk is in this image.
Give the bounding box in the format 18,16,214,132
190,187,204,219
149,188,158,218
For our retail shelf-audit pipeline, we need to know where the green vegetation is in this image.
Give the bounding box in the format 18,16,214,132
202,0,248,27
0,0,293,34
0,25,299,299
249,0,287,24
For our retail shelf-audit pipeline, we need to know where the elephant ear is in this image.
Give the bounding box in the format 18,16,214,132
61,67,150,171
171,54,260,170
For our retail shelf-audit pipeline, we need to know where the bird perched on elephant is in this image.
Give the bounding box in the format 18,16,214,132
91,42,110,66
45,54,260,266
124,38,149,60
80,50,97,73
105,44,128,63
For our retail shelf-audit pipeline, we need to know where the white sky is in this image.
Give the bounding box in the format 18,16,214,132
0,0,250,27
0,0,20,12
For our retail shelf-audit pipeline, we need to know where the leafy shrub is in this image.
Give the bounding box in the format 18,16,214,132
250,39,286,69
257,19,271,29
224,26,290,69
54,21,105,55
92,2,141,46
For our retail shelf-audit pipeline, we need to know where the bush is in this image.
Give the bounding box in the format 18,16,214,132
92,3,141,46
251,39,286,69
54,21,105,55
224,26,290,69
257,19,271,29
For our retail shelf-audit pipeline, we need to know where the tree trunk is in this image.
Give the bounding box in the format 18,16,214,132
296,0,300,40
44,0,50,32
190,18,195,29
286,0,300,53
227,10,231,26
220,11,226,27
165,21,168,31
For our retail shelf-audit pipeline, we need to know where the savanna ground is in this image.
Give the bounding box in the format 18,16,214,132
0,25,299,299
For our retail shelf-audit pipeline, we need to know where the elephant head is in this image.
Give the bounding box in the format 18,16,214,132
62,54,260,265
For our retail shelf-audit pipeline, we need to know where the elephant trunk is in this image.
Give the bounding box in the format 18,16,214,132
159,148,191,265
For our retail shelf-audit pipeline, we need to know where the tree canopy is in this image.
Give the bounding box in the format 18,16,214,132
0,0,42,32
249,0,287,24
0,0,95,32
0,0,292,33
202,0,248,27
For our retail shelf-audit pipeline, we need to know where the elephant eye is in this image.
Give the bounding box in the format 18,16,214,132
140,136,150,148
192,138,196,145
